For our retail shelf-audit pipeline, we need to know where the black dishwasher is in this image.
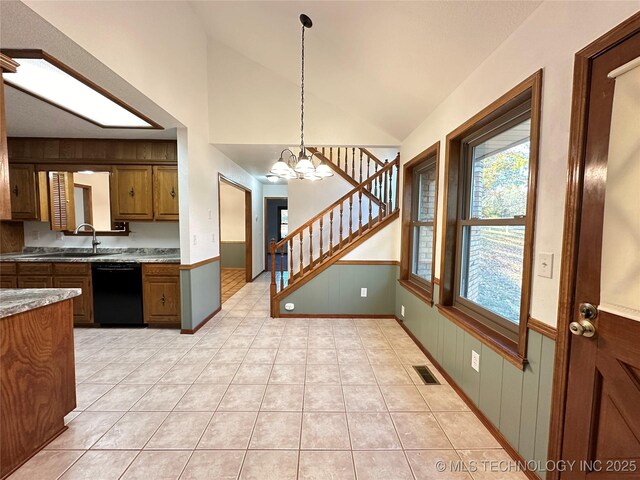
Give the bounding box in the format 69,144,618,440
92,263,144,326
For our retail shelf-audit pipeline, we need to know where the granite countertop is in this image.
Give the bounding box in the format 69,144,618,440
0,248,180,263
0,288,82,319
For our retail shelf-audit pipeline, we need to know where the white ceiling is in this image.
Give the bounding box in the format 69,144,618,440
191,0,542,142
1,1,179,139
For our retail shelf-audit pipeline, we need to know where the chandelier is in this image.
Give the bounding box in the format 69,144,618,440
268,14,333,183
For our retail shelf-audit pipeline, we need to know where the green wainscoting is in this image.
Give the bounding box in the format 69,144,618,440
278,263,398,316
220,241,246,268
396,283,554,479
180,258,221,331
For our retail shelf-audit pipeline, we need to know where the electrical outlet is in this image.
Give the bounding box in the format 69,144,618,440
208,209,212,220
471,350,480,372
537,252,554,278
192,234,197,246
31,230,39,241
360,288,368,298
211,233,215,243
284,303,295,311
401,305,405,317
56,232,63,241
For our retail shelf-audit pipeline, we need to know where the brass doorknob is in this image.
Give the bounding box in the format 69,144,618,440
569,320,596,338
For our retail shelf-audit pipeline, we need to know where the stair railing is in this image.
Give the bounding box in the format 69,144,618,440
270,154,399,297
306,146,386,186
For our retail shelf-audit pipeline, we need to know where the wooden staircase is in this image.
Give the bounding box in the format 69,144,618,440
269,149,400,317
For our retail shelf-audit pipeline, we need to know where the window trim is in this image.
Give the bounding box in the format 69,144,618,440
399,142,440,305
438,70,542,369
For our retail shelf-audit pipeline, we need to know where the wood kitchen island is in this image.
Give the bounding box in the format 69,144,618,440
0,288,80,479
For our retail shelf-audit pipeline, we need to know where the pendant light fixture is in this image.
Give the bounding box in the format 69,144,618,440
269,14,333,181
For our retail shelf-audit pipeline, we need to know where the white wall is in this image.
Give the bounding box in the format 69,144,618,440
263,184,288,198
73,172,111,230
23,221,180,248
220,182,245,242
399,1,640,327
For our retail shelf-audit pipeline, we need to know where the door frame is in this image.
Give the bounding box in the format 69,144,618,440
548,12,640,479
263,196,288,268
218,174,253,283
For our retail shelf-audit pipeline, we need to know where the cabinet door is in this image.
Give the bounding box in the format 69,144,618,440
53,275,93,324
0,276,17,288
153,166,179,220
18,276,53,288
143,276,180,324
111,166,153,220
9,164,38,220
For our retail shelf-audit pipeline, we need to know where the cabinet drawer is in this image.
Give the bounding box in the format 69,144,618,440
0,276,17,288
0,263,17,275
142,263,179,277
17,263,53,275
18,276,53,288
53,263,91,276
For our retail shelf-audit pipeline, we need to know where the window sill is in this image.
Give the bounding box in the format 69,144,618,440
436,304,527,370
398,279,433,306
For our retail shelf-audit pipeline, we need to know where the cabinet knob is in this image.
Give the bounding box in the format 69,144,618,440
161,293,166,305
129,187,135,197
170,187,176,198
12,185,19,196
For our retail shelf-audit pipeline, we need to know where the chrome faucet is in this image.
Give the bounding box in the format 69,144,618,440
74,223,101,253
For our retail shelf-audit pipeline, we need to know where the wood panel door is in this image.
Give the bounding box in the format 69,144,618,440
153,166,179,220
53,275,93,324
561,24,640,479
143,276,180,325
111,165,153,220
9,165,38,220
48,172,76,231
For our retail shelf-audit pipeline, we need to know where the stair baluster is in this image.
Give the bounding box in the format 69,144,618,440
368,177,373,225
279,244,284,291
319,217,324,260
348,195,353,241
309,223,314,271
351,147,355,179
339,201,344,245
289,239,294,284
299,231,303,274
358,187,363,235
329,210,334,254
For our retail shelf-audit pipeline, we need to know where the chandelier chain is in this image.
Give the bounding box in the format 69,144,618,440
300,23,305,153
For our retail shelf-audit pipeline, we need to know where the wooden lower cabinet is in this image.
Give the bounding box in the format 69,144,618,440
1,262,93,325
142,263,180,327
53,263,93,325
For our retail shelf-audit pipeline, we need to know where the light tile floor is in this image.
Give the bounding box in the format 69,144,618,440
9,274,527,480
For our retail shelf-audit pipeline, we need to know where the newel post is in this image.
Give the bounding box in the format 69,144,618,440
269,239,277,317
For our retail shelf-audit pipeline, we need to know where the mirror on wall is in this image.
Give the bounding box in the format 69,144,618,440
47,170,128,234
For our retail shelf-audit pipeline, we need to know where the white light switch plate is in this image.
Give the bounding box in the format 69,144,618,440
401,305,405,317
471,350,480,372
537,252,554,278
284,303,295,311
360,288,368,298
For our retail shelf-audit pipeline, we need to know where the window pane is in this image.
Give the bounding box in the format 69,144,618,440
280,225,288,238
460,225,524,324
412,225,433,282
281,209,288,224
470,119,530,219
415,164,437,222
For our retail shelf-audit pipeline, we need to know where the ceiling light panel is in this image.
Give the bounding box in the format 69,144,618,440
3,56,155,128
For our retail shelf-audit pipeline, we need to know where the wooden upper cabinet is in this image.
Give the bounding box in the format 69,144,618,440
153,166,179,221
111,165,153,220
48,172,75,231
9,164,39,220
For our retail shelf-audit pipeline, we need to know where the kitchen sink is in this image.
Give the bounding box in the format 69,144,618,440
29,252,120,258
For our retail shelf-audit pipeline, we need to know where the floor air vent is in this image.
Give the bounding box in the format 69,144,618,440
413,365,440,385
